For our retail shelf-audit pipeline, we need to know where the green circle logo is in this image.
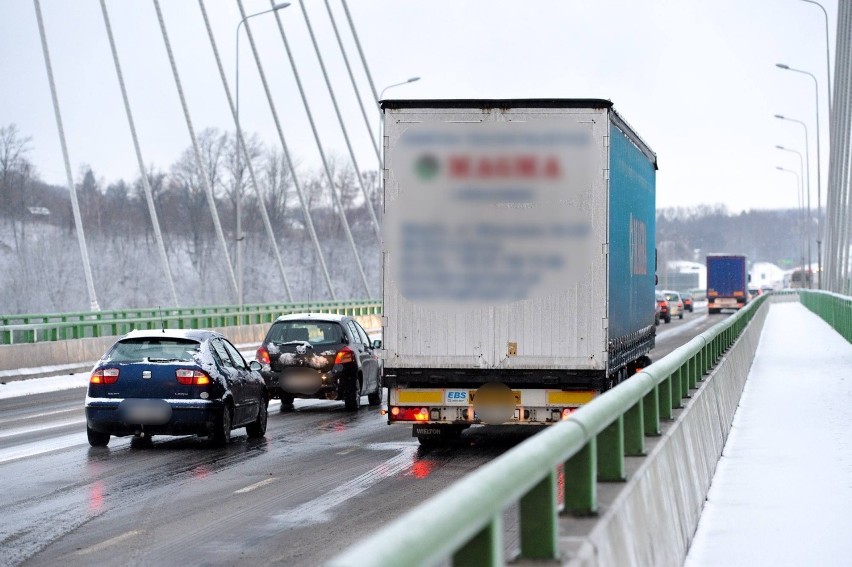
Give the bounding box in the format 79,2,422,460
415,155,440,180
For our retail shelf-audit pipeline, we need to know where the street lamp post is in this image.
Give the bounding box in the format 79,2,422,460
777,166,806,282
775,114,814,284
776,63,824,288
377,77,420,165
800,0,832,115
235,3,290,307
375,77,421,220
776,144,813,286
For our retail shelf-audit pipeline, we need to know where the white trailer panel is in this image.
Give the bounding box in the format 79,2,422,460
382,103,610,372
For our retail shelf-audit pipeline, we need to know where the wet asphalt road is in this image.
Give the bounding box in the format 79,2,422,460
0,306,726,567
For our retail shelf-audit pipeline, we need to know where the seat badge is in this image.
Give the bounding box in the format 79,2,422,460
142,370,152,379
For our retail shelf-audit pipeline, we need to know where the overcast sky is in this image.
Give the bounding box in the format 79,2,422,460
0,0,835,213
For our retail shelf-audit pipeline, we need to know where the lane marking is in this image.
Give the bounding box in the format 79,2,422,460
272,446,418,528
0,432,89,465
336,448,357,456
0,417,85,440
75,530,140,555
0,406,80,426
234,477,277,494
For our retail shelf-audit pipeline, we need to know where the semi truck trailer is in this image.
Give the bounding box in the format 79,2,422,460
379,99,657,443
706,254,749,314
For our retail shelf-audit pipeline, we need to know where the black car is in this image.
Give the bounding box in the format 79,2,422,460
255,313,381,411
85,329,268,447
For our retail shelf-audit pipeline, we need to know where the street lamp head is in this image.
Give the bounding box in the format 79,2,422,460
774,114,785,120
407,77,421,83
776,166,784,171
776,63,790,70
272,2,290,9
776,145,785,150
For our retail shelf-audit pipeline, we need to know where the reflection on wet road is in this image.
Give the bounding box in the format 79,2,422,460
0,309,725,566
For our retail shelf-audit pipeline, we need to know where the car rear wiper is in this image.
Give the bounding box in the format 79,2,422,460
146,357,185,362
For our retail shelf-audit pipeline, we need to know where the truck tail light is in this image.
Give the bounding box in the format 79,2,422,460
389,406,430,421
176,369,211,385
335,346,355,365
256,345,271,365
90,368,119,384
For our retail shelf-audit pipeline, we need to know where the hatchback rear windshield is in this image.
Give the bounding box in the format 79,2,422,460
107,338,200,362
267,321,344,347
664,293,679,301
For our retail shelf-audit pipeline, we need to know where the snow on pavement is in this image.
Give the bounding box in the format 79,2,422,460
685,302,852,566
0,372,90,400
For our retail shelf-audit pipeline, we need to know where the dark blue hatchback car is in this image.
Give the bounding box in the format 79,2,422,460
85,329,268,447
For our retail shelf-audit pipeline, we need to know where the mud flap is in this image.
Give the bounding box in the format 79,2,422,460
413,423,468,441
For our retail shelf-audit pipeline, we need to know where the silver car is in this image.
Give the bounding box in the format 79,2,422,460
661,290,685,320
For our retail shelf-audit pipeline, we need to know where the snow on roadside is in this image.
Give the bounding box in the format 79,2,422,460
0,372,90,399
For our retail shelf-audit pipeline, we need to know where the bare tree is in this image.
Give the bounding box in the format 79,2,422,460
261,148,294,228
0,124,35,251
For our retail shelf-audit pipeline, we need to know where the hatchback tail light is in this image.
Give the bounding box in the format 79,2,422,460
334,346,355,365
91,368,119,385
256,345,271,365
176,369,211,386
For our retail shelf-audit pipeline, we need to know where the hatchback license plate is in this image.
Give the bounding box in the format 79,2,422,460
118,399,172,425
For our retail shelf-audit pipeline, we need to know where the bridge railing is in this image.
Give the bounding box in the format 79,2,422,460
0,300,381,345
328,294,769,567
799,289,852,343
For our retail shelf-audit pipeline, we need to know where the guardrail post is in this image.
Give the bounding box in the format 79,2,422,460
684,356,696,390
680,365,690,400
644,383,662,432
453,515,502,567
597,416,625,481
519,471,558,559
658,375,672,420
564,438,596,515
625,399,646,453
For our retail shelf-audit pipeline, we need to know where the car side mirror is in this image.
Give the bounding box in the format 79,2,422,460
249,360,262,371
371,339,382,349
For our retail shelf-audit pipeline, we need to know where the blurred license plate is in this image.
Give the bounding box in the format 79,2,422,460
283,372,322,394
118,399,172,425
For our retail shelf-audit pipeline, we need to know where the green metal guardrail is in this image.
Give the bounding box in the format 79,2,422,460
800,289,852,342
0,300,381,345
328,294,769,567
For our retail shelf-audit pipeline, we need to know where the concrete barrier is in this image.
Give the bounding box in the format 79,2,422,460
565,295,769,566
